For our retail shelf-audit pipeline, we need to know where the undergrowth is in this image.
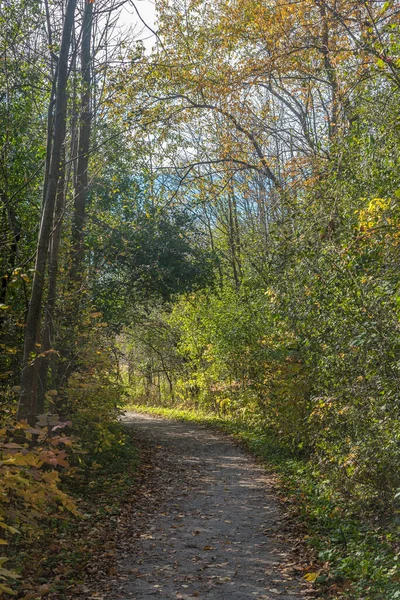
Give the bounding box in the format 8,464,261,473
126,403,400,600
9,424,139,599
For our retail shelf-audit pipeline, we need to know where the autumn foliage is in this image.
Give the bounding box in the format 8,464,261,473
1,0,400,596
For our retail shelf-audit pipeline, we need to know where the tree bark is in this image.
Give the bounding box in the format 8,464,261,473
318,1,340,141
18,0,77,423
70,0,93,282
37,150,66,414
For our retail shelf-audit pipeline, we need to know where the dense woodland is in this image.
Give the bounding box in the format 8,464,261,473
1,0,400,597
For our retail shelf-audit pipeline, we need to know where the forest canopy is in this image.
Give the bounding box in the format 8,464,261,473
0,0,400,596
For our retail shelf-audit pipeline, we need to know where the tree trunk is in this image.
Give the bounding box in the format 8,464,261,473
18,0,77,423
318,1,339,141
70,0,93,283
227,187,242,289
37,151,66,414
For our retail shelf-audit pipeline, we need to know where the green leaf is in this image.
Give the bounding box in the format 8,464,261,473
0,567,20,580
0,583,16,596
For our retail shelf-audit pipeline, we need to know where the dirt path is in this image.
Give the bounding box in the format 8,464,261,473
107,412,310,600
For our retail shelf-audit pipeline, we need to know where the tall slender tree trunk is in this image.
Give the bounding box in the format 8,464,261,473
227,185,242,289
18,0,77,423
37,151,66,414
70,0,93,282
318,1,339,140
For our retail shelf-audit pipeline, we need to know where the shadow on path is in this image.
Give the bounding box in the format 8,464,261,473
110,412,309,600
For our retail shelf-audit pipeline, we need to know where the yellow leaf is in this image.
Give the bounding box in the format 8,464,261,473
42,470,59,484
304,571,320,582
0,540,8,545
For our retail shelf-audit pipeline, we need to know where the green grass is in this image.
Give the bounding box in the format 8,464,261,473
126,402,400,600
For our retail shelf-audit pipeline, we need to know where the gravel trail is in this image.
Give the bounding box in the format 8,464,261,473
107,412,309,600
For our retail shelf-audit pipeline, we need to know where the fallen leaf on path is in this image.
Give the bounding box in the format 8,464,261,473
303,571,321,582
